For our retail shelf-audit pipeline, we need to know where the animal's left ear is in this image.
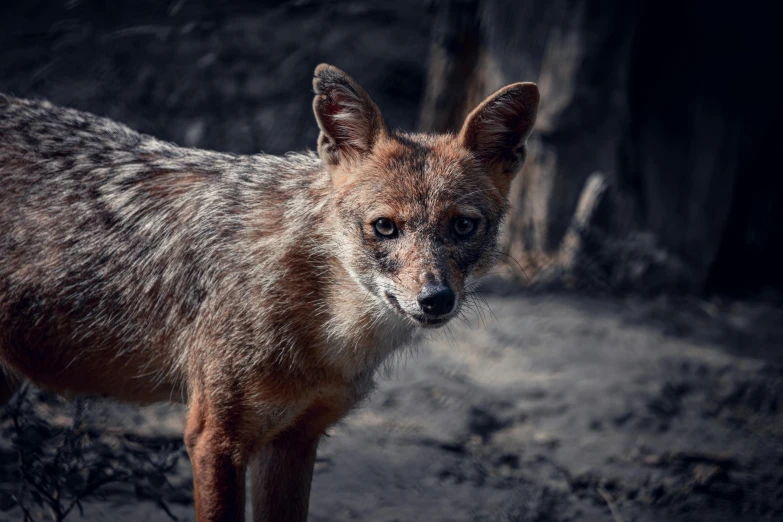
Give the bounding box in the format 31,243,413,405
458,82,539,196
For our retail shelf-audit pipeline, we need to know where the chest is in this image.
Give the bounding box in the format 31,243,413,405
318,305,415,383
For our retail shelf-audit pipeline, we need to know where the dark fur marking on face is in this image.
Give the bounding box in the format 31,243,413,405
366,230,400,274
384,151,426,182
354,220,366,239
451,230,489,272
374,249,399,275
389,131,429,155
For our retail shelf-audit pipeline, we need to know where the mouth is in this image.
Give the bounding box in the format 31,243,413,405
384,292,452,329
384,292,405,314
409,314,450,328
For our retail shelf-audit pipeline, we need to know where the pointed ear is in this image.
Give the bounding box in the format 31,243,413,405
312,64,387,169
458,82,539,196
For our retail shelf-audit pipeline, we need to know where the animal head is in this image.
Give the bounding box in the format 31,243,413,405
313,64,538,329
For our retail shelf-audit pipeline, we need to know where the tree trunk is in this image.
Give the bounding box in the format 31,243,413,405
495,0,642,279
418,0,485,133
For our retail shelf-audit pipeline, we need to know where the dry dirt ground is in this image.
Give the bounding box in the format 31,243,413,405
3,284,783,521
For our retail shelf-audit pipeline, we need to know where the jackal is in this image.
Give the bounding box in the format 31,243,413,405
0,64,538,521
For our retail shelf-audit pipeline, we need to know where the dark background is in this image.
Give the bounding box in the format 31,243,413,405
3,0,780,300
417,0,783,300
2,1,783,521
0,0,430,154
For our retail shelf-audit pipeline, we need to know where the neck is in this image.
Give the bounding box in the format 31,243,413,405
239,156,416,380
310,214,418,379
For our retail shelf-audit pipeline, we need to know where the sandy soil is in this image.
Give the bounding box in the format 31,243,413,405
3,284,782,521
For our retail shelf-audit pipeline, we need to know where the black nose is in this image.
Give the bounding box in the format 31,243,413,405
417,284,456,316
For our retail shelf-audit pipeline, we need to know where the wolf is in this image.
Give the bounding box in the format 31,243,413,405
0,64,538,521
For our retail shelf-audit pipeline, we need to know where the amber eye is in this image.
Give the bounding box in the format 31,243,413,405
453,217,477,238
373,218,398,238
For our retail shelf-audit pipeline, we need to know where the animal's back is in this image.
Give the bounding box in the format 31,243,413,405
0,94,325,401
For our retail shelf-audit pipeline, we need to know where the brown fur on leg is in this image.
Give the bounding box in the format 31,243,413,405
249,434,319,522
185,391,248,522
250,400,350,522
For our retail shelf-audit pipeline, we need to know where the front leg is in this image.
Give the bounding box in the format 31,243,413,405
249,400,349,522
249,431,319,522
185,391,248,522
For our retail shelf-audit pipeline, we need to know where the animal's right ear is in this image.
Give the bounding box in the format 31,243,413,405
312,64,387,176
